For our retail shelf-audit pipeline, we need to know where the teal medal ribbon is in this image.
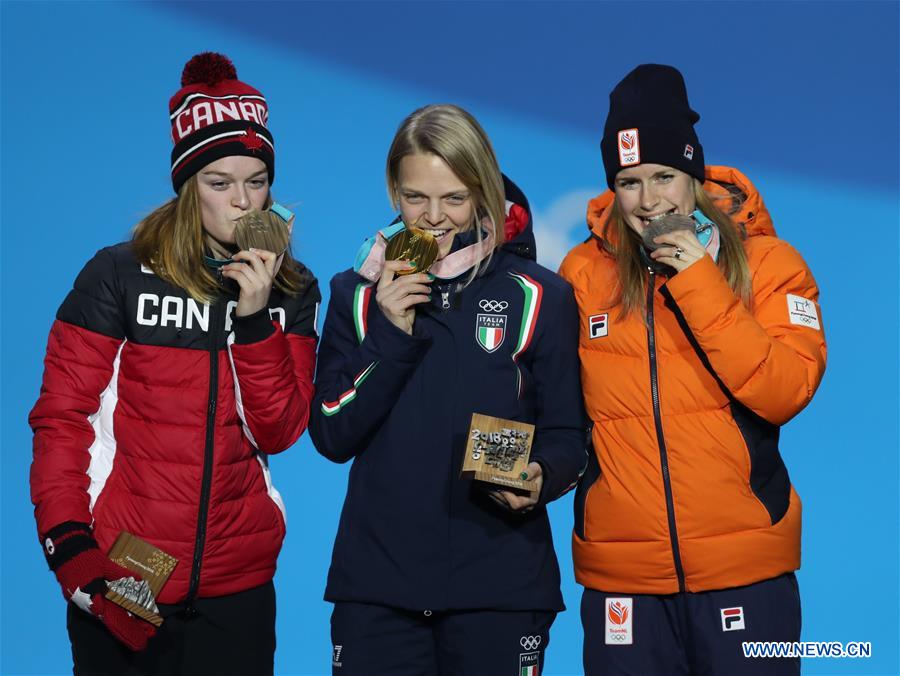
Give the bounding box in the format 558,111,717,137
690,209,720,262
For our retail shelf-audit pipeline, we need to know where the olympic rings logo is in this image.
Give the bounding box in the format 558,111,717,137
479,299,508,312
520,635,542,650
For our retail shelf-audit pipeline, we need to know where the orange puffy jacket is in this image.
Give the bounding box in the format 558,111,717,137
559,166,827,594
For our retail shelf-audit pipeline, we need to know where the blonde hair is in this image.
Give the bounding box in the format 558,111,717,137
386,104,505,283
603,178,751,319
132,176,308,304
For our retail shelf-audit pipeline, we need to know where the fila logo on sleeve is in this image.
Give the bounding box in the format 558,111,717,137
720,607,745,631
589,313,609,339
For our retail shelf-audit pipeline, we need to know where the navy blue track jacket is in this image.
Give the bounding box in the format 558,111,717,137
310,178,586,613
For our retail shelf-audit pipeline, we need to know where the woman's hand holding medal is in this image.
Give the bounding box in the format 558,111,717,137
221,206,293,317
377,217,439,335
644,214,706,273
221,248,280,317
376,260,433,335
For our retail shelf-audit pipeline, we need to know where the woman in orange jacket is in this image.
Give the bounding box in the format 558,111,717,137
559,64,827,675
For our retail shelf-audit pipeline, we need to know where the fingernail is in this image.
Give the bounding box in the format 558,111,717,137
520,472,529,480
426,273,435,280
408,261,417,268
249,247,257,253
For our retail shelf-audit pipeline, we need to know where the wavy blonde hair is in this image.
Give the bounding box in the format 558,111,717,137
603,178,751,319
132,176,308,304
386,104,505,283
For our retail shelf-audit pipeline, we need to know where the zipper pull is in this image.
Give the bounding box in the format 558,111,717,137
441,289,450,310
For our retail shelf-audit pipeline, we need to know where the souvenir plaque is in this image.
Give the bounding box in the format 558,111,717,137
461,413,538,499
384,216,439,276
105,532,179,627
234,208,291,255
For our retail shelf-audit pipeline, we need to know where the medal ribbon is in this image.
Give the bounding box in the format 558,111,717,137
355,220,496,282
691,209,721,262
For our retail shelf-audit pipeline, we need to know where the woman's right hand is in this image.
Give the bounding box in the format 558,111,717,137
376,260,433,335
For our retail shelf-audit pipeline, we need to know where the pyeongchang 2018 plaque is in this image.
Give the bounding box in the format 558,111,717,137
461,413,538,499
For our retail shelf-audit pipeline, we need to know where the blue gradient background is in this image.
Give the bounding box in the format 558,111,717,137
2,2,897,674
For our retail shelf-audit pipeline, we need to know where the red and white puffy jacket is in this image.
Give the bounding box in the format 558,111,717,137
30,243,318,603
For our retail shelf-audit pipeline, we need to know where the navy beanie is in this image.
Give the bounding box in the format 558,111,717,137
600,64,705,188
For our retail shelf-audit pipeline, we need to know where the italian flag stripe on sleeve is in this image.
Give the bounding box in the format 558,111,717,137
353,282,373,344
321,361,378,416
509,272,543,398
510,272,542,360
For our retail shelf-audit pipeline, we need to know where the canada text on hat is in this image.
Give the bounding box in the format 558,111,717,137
170,92,269,143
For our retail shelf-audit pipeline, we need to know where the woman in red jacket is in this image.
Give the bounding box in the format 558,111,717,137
559,64,827,675
29,53,319,675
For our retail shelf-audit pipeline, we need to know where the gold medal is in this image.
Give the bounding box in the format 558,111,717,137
384,219,439,275
234,209,291,255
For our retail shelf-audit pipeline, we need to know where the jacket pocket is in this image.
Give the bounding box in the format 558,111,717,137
574,431,602,540
88,455,121,526
256,454,287,537
730,401,791,525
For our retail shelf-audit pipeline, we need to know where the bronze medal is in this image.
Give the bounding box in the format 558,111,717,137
234,209,291,255
384,224,439,275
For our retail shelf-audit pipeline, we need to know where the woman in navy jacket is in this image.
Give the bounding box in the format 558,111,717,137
310,104,586,675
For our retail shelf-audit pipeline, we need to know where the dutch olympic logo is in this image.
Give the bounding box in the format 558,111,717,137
520,635,542,650
479,299,508,312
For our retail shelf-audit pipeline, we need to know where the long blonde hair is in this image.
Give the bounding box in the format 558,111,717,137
603,178,751,318
132,176,308,303
386,104,505,282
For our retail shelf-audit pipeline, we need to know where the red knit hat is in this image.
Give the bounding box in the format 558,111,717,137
169,52,275,193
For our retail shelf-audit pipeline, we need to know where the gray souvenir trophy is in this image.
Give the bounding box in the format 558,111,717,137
105,532,178,626
460,413,538,498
